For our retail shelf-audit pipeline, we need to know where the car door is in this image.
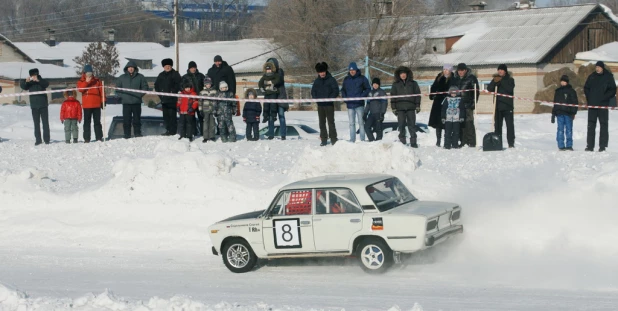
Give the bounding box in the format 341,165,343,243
312,188,364,252
263,189,316,254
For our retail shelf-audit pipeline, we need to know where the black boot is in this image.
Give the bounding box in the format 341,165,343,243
436,130,442,147
73,138,78,143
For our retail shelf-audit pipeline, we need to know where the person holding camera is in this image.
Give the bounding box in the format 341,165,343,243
21,68,50,145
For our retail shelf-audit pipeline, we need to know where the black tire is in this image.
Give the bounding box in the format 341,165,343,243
222,238,258,273
356,238,393,274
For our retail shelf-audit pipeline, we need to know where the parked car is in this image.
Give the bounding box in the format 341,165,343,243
258,124,319,139
107,116,220,140
359,122,429,136
208,174,463,274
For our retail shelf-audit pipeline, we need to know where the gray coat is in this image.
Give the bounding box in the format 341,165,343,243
116,61,148,105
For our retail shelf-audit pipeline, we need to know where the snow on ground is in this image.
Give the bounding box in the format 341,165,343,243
1,105,618,310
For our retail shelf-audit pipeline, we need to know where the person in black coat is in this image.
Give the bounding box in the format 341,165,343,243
207,55,237,95
311,62,340,146
429,64,454,147
584,61,616,152
488,64,516,148
182,61,206,136
391,66,421,148
453,63,480,147
155,58,182,136
243,88,262,141
20,68,50,145
551,75,578,151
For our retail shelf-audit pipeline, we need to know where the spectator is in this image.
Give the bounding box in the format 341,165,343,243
215,81,237,143
441,86,466,149
551,75,578,151
77,64,104,142
60,90,82,144
207,55,236,95
584,61,616,152
199,76,218,143
267,57,289,140
182,61,205,136
391,66,421,148
341,62,370,142
453,63,480,147
429,64,454,147
363,77,387,142
488,64,516,148
20,68,50,145
176,82,199,141
155,58,182,136
311,62,339,146
243,88,262,141
259,61,281,140
116,61,148,139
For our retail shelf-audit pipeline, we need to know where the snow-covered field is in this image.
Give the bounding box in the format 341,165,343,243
1,105,617,311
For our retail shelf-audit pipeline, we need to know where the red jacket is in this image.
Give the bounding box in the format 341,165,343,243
177,89,199,115
60,97,82,122
77,74,103,109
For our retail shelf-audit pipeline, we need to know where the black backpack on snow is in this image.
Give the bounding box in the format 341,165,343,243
483,132,503,151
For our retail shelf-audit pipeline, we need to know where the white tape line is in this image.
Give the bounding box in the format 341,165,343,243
0,87,99,98
483,90,617,110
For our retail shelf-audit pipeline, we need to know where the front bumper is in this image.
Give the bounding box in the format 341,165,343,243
211,246,219,256
425,225,463,247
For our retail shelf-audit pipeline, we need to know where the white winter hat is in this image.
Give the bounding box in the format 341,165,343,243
219,81,228,89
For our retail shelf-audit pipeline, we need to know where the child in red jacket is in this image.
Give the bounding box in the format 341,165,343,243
177,83,199,141
60,90,82,143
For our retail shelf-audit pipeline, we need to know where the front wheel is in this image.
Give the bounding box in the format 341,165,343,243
222,238,258,273
356,238,393,274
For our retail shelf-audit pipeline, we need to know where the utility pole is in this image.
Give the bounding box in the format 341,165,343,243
174,0,179,71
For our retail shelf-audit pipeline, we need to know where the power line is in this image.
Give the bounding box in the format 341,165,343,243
0,0,139,25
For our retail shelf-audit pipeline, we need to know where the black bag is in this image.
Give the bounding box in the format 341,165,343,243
483,132,503,151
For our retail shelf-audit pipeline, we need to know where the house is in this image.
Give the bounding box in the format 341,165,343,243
0,38,293,104
339,3,618,113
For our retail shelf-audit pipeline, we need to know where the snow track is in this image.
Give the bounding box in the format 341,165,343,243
1,105,617,310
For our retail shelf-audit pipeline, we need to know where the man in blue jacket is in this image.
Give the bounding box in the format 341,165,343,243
341,62,370,142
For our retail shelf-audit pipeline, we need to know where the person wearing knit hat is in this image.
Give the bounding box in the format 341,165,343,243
341,61,371,142
551,74,578,151
311,61,339,146
429,64,455,147
214,80,237,143
21,68,50,145
364,77,387,141
77,63,105,142
182,61,205,136
198,75,218,143
489,63,516,148
155,58,182,136
207,55,237,95
584,60,616,151
452,62,479,147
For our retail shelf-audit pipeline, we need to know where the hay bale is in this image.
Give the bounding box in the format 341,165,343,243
532,84,558,114
578,64,595,87
543,67,579,88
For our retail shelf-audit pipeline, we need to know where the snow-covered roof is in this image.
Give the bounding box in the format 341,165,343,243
576,42,618,63
6,39,290,80
0,62,77,80
418,4,612,66
0,33,35,63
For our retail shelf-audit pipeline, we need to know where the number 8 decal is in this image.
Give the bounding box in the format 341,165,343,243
273,219,302,249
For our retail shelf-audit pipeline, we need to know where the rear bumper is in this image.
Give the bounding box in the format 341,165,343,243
425,225,463,247
211,246,219,256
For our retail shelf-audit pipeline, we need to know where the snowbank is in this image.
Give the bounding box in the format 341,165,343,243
0,284,425,311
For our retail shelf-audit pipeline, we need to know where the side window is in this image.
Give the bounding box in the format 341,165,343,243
286,126,299,136
315,189,362,215
270,190,313,216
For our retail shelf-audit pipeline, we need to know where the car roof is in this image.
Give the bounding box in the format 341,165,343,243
280,174,394,191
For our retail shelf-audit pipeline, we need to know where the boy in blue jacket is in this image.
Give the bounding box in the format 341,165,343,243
243,88,262,141
363,78,387,141
441,86,466,149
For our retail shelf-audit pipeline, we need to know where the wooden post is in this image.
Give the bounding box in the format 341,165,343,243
492,85,498,132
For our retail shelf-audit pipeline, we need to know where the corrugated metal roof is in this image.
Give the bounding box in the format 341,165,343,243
416,4,602,66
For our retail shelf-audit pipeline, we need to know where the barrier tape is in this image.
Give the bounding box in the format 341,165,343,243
2,85,616,110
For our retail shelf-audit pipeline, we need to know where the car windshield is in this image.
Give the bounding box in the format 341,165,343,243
299,125,318,134
366,178,416,212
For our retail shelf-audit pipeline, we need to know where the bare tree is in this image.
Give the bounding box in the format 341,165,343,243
73,42,120,84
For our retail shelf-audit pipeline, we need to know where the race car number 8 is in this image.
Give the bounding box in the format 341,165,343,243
273,219,302,248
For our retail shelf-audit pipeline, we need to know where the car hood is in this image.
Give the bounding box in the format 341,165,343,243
219,210,265,223
386,201,458,218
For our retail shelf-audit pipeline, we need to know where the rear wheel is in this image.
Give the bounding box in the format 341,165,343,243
222,238,257,273
356,238,393,274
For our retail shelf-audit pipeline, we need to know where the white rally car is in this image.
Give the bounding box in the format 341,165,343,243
208,174,463,274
